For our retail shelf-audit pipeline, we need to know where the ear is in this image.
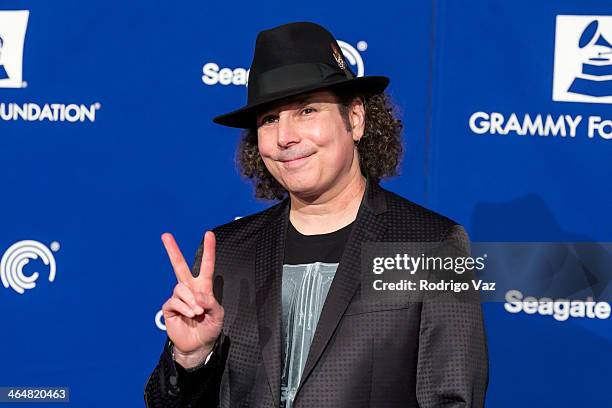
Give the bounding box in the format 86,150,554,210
349,96,366,143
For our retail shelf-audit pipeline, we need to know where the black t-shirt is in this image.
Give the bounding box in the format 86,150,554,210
283,219,354,264
280,219,354,408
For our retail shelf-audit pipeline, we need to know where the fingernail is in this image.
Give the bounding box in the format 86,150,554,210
194,306,204,315
186,310,194,317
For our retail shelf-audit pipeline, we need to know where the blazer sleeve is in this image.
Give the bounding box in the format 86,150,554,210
415,224,489,407
143,333,229,408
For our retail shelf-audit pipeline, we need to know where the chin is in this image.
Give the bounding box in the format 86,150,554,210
278,173,322,196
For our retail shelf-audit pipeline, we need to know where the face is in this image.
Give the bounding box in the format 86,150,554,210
256,89,365,199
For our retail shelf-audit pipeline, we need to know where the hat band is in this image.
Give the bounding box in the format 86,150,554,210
249,62,353,103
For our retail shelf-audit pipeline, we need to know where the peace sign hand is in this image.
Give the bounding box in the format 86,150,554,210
160,231,224,368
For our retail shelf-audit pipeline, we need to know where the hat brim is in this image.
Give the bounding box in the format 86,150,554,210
212,75,390,129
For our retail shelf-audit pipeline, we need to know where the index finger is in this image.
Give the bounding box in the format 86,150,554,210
194,230,216,294
161,232,193,284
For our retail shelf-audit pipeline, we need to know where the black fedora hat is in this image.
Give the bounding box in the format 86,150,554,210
212,22,389,129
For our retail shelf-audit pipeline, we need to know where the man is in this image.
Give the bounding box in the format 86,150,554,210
144,22,488,408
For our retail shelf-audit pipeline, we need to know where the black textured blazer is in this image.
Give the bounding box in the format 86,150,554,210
144,178,489,408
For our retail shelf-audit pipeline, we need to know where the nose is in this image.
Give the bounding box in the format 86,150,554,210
276,113,300,148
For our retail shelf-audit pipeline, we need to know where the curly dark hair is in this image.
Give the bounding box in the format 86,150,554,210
235,89,403,200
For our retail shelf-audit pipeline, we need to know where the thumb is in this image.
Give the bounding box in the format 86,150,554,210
195,292,224,322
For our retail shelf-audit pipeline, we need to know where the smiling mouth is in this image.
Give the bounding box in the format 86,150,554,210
281,152,314,162
279,153,314,167
282,156,306,163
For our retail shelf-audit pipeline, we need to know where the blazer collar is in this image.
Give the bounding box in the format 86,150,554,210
361,175,388,216
254,176,388,407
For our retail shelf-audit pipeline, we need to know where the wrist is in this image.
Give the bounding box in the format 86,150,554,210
172,344,213,369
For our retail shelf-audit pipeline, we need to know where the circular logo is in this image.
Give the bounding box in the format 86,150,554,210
155,310,167,331
1,240,57,294
337,40,365,77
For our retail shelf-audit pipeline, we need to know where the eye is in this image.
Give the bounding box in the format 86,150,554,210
259,114,278,126
301,107,316,115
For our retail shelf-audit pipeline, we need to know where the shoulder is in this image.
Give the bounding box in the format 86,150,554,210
210,199,286,244
379,185,465,242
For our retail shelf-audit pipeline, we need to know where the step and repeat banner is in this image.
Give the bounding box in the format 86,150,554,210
1,1,610,406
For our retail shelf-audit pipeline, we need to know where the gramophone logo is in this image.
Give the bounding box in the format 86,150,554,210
1,240,59,295
553,15,612,104
0,10,30,88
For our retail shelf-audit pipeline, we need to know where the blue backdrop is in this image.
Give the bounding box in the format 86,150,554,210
1,1,610,406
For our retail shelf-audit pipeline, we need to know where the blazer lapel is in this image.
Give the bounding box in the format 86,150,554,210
254,199,290,408
295,177,388,397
